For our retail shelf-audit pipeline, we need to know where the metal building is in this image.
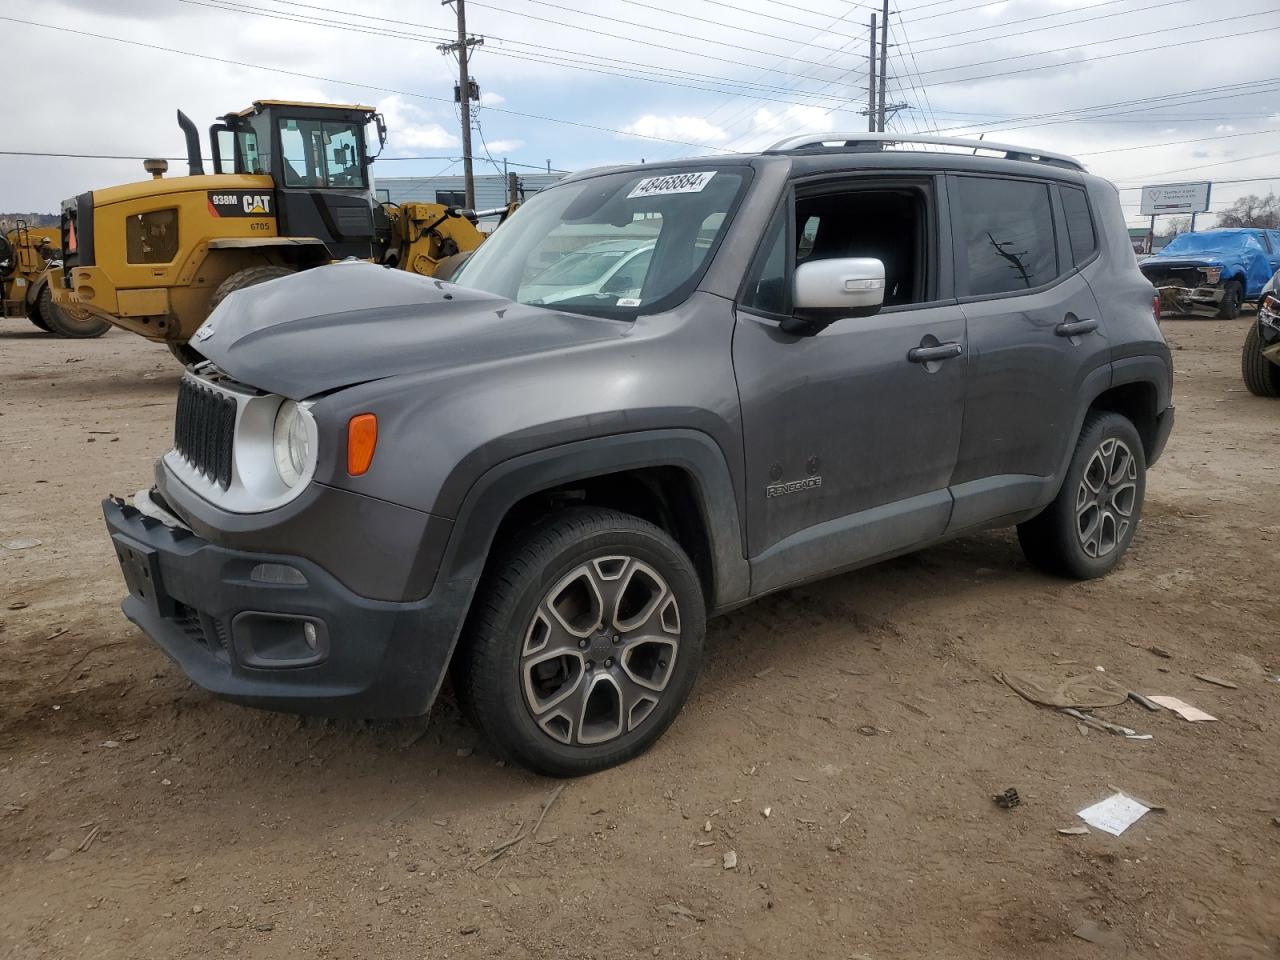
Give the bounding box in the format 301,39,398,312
374,172,565,228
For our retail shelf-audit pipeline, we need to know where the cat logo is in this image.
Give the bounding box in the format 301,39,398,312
241,194,271,214
206,190,274,218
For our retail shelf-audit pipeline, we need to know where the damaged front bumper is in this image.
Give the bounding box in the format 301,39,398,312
103,494,472,718
1154,283,1226,317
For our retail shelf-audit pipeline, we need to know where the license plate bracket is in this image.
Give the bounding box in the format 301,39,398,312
111,533,176,617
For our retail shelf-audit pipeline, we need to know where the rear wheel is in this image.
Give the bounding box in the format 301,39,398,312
169,264,296,367
1241,322,1280,397
1018,411,1146,580
28,303,51,332
39,285,109,338
1217,280,1243,319
454,507,705,777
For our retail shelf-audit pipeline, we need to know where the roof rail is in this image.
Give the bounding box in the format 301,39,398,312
766,132,1084,171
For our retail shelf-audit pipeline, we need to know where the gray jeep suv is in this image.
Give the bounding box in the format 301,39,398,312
103,134,1174,776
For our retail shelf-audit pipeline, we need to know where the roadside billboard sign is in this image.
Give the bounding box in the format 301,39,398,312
1140,181,1212,216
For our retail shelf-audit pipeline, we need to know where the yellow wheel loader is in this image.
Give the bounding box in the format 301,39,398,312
1,221,108,338
53,101,500,363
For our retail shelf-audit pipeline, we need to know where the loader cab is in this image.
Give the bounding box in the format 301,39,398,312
210,101,388,260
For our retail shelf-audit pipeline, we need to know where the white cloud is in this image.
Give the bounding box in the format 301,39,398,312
620,115,728,144
479,91,506,107
483,138,525,154
375,95,459,152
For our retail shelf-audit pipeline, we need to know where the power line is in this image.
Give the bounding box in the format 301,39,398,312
909,8,1280,81
922,78,1280,136
463,0,863,78
907,0,1195,49
1076,127,1280,157
1113,149,1280,186
608,0,871,46
0,148,568,172
182,0,872,110
0,15,747,154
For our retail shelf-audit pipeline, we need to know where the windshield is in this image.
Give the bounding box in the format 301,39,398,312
1162,232,1257,257
454,167,748,317
277,118,365,188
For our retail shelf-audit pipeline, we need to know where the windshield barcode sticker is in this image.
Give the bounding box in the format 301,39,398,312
627,171,716,199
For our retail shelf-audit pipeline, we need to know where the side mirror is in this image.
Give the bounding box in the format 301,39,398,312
794,257,885,312
782,257,885,335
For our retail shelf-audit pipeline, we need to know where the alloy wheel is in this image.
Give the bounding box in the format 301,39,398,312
1074,437,1138,558
521,555,681,746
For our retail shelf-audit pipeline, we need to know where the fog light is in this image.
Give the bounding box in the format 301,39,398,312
250,562,307,585
303,621,318,651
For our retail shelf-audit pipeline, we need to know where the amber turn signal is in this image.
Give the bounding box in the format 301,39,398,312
347,414,377,476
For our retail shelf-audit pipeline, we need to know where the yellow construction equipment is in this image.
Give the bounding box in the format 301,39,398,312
53,101,503,362
1,220,109,337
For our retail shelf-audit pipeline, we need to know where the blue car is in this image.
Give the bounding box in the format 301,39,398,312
1140,228,1280,318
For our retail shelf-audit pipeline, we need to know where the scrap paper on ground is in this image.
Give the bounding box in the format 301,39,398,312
1077,793,1150,836
1149,696,1218,722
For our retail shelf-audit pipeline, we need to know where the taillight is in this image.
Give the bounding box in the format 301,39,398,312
1151,294,1161,323
66,217,77,254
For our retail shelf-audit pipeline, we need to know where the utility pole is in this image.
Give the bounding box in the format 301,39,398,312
867,13,877,132
877,0,889,132
438,0,482,208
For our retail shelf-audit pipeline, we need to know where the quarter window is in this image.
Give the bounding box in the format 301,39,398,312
953,177,1057,296
741,210,788,315
1061,186,1097,266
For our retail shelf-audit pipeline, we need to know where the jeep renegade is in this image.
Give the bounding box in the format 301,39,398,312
103,134,1174,776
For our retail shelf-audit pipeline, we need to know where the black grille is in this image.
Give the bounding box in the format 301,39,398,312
174,377,237,489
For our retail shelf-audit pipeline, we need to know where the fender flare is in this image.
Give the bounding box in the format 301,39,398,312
436,429,750,612
1047,355,1170,494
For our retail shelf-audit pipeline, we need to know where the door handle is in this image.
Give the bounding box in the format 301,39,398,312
1055,317,1098,337
907,341,964,363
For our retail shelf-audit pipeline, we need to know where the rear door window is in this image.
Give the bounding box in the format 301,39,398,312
952,176,1058,297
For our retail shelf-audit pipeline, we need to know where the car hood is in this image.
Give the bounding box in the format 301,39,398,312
194,261,631,398
1140,255,1228,270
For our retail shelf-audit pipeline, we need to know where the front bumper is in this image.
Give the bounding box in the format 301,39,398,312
1154,284,1224,317
103,496,474,717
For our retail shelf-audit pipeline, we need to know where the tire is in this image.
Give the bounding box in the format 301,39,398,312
28,302,51,332
39,284,110,339
168,342,206,367
1242,322,1280,397
1018,411,1147,580
168,265,296,367
207,264,296,314
454,506,706,777
1217,280,1243,319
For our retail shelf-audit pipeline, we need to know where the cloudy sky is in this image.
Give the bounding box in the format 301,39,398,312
4,0,1278,227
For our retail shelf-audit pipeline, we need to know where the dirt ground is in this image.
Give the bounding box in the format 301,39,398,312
1,316,1277,960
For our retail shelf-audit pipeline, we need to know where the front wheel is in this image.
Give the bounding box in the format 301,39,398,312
1218,280,1243,320
39,285,110,339
1018,411,1147,579
454,507,706,777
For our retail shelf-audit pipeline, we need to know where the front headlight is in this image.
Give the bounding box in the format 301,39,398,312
272,400,311,487
1202,266,1222,284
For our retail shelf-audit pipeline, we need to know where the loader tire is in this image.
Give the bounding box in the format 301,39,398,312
207,264,296,314
1242,323,1280,398
39,284,109,339
170,265,297,367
